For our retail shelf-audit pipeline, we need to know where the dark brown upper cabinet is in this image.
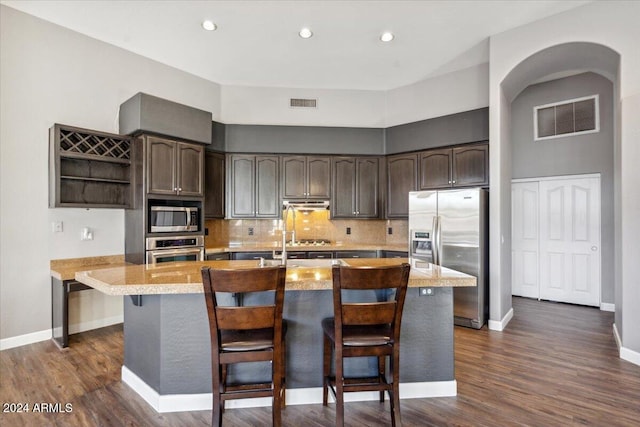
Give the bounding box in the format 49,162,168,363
386,153,418,218
419,142,488,190
331,157,380,219
452,144,489,187
146,136,204,197
49,124,132,208
204,151,225,219
281,155,331,200
419,148,453,190
227,154,280,218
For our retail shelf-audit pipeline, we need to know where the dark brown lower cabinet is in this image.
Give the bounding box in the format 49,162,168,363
206,252,230,261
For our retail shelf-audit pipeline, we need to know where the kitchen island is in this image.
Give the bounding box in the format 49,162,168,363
75,258,475,413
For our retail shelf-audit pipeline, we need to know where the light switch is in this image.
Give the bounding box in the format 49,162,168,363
52,221,63,233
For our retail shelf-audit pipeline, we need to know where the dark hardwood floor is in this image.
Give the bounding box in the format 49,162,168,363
1,297,639,426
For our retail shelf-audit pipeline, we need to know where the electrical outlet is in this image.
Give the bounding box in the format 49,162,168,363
346,227,351,235
81,227,94,241
52,221,63,233
419,287,434,297
248,227,254,236
388,227,393,235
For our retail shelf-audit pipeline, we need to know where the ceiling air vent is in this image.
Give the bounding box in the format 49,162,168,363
290,98,317,108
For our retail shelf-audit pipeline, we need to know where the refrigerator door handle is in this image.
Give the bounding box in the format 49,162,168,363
432,216,440,265
437,215,443,266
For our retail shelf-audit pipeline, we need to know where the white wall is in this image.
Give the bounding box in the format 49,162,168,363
0,6,222,342
488,1,640,356
385,63,489,127
221,85,386,127
220,59,489,129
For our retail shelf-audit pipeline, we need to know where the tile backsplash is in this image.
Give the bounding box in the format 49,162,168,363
205,211,408,248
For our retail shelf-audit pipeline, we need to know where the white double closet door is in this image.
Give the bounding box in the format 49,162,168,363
512,174,601,306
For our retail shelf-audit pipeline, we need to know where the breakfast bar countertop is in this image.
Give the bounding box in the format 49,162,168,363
50,255,130,281
75,258,475,296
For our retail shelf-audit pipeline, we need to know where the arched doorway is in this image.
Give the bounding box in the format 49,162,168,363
490,42,621,329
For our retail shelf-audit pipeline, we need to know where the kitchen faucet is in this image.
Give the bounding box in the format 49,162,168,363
274,204,296,265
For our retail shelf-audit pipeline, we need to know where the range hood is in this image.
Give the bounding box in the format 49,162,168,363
282,200,330,211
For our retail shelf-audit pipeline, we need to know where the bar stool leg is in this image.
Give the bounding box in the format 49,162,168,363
335,347,345,427
212,365,223,427
281,336,287,409
273,360,282,427
390,352,402,427
378,355,386,402
322,334,331,406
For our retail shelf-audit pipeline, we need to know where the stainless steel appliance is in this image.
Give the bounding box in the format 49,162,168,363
149,205,199,233
409,188,489,329
146,235,205,265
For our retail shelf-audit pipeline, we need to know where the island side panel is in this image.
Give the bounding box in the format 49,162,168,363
122,287,454,395
160,293,213,394
400,287,454,382
123,295,163,391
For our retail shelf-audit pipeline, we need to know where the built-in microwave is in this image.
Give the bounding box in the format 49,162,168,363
149,205,200,233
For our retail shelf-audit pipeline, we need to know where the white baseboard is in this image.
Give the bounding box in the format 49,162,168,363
488,307,514,331
620,347,640,367
0,329,51,351
121,366,457,413
613,324,640,367
613,323,622,349
600,302,615,312
0,316,123,351
68,315,123,334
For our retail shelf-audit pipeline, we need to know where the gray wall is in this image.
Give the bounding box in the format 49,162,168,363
209,121,226,152
385,108,489,154
225,124,385,155
221,108,489,155
510,72,614,303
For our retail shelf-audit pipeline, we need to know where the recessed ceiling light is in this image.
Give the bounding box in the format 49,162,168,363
380,32,394,42
299,28,313,39
202,20,217,31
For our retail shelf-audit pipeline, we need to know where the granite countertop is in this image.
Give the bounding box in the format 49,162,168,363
206,243,409,254
50,255,130,281
74,258,475,296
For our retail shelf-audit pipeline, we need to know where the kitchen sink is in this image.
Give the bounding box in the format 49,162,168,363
259,258,348,268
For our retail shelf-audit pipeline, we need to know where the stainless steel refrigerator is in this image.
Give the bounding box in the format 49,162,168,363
408,188,489,329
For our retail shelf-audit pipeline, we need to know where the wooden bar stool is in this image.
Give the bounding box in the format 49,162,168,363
201,266,287,427
322,263,410,427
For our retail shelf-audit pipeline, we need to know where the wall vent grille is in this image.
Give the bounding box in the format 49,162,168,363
290,98,318,108
534,95,599,141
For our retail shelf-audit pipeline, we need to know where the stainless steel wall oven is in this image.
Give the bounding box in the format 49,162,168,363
146,235,205,265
